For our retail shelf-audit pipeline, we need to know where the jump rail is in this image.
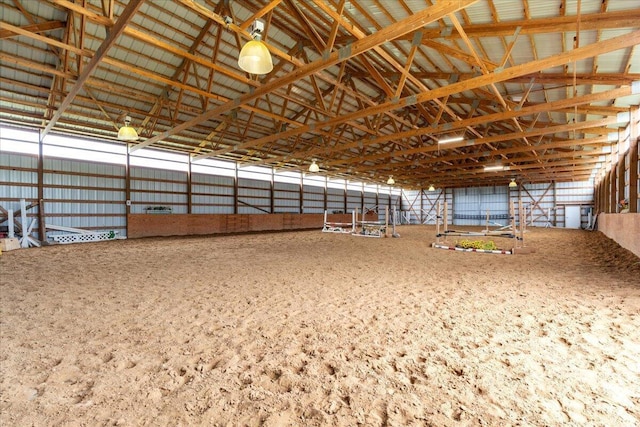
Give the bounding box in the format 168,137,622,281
433,200,528,254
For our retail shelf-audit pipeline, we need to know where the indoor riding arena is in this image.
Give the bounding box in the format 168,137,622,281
1,1,639,426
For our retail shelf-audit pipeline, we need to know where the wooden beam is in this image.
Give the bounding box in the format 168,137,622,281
259,85,630,167
41,0,146,138
415,9,640,40
135,0,477,154
0,21,87,56
365,144,608,173
329,116,621,167
48,0,114,26
209,29,640,161
347,72,640,86
0,20,66,39
239,1,283,30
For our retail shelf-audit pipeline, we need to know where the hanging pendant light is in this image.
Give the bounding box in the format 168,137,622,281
308,159,320,173
428,184,435,191
509,178,517,188
117,115,138,141
387,176,395,185
238,20,273,75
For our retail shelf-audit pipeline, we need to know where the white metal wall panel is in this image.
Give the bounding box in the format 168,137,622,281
555,181,593,228
130,166,188,214
454,186,509,226
363,192,377,207
1,153,38,213
377,195,390,222
346,190,361,211
239,177,270,190
1,180,37,201
41,156,126,234
326,188,345,213
274,181,299,213
190,172,235,214
130,166,187,182
2,152,37,168
238,178,271,213
302,184,324,213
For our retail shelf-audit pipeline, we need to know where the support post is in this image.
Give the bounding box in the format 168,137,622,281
234,163,239,214
187,154,193,214
629,105,638,212
270,169,275,214
37,130,46,244
125,144,131,236
552,181,557,226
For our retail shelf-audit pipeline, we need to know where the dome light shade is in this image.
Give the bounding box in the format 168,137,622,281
238,39,273,75
117,116,138,141
387,176,395,185
428,185,435,191
308,159,320,173
509,178,517,188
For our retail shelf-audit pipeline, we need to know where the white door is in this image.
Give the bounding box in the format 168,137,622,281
565,206,581,229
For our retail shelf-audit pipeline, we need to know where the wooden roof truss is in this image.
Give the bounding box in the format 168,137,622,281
1,0,638,188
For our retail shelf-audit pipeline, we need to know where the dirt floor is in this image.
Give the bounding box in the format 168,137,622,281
1,225,639,426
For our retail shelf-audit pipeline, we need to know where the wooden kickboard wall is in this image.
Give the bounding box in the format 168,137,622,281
127,213,360,238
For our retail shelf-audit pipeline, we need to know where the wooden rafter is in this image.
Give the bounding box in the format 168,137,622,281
2,0,638,188
40,0,145,138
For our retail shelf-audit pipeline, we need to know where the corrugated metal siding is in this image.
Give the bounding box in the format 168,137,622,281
346,190,362,211
454,186,509,226
238,178,271,213
4,139,598,240
555,181,594,228
130,166,188,214
302,184,324,214
363,192,377,210
0,152,39,237
191,173,234,214
274,181,299,213
326,188,346,213
42,156,126,232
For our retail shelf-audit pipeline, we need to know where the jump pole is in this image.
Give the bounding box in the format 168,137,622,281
353,208,358,233
435,201,441,244
385,206,389,237
484,209,490,233
391,206,400,237
443,201,448,242
509,200,516,249
519,199,525,247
